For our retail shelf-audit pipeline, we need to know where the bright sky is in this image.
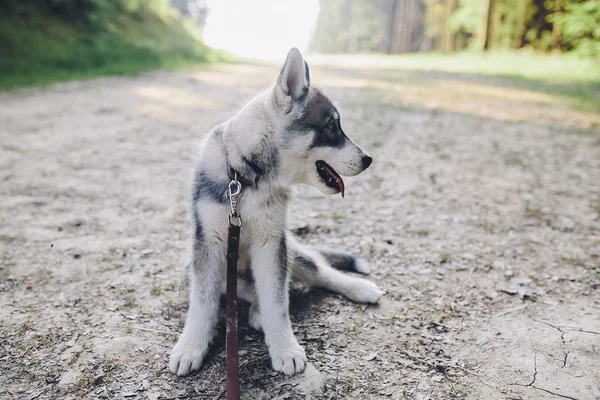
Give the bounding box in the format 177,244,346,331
203,0,320,60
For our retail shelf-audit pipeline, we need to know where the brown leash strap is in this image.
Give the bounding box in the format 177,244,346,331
226,222,240,400
226,176,242,400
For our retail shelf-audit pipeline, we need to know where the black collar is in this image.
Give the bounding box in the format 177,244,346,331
227,165,254,187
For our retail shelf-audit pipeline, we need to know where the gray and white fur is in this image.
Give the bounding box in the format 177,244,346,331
169,48,382,377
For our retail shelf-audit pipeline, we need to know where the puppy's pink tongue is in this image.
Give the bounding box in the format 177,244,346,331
337,178,345,198
322,163,345,198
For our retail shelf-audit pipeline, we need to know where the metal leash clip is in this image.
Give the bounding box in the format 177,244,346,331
228,173,242,227
226,173,242,399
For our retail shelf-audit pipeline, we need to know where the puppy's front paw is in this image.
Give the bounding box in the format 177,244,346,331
347,278,383,304
270,342,307,376
169,339,207,376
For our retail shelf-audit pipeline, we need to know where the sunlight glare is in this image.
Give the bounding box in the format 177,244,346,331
203,0,319,60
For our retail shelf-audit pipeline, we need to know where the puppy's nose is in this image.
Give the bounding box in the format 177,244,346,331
361,155,373,169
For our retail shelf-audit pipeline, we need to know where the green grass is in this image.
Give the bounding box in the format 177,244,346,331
309,51,600,112
310,51,600,83
0,7,228,90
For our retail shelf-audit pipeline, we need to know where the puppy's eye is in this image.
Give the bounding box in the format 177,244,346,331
327,120,336,131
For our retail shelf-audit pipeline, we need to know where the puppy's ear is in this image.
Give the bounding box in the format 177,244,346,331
278,48,309,101
303,60,310,87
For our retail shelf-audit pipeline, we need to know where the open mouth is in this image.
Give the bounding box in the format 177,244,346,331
316,160,345,198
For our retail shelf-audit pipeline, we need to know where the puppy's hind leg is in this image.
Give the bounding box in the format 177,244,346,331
220,277,262,332
238,279,262,332
169,239,223,376
235,279,262,331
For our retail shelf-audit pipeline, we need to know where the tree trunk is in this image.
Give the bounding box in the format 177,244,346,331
514,0,528,48
423,0,440,51
397,0,408,53
443,0,456,52
405,0,414,52
481,0,494,50
491,4,501,48
387,0,398,53
437,0,445,51
552,0,562,53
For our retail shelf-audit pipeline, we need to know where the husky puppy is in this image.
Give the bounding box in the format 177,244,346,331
169,48,383,377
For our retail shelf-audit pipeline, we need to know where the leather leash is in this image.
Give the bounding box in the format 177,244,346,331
226,176,242,400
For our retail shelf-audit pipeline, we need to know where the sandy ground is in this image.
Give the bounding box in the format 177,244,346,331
1,60,599,400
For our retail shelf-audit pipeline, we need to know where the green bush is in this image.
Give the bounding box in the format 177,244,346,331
448,0,599,55
551,0,600,56
0,0,220,89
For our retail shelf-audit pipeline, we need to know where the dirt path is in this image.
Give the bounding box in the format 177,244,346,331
1,60,599,400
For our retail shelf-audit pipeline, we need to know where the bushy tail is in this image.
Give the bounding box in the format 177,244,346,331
287,233,370,276
287,234,382,303
313,248,370,274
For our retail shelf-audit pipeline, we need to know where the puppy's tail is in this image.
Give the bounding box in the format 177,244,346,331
287,235,370,276
312,247,371,275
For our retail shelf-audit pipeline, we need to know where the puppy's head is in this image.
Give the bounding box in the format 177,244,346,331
273,48,372,197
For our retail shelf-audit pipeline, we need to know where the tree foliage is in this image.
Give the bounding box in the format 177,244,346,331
310,0,600,56
551,0,600,56
0,0,218,88
0,0,175,27
451,0,485,36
